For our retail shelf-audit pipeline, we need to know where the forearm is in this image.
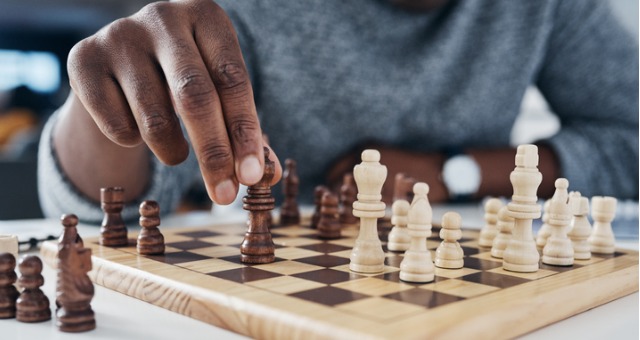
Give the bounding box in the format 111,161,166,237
52,93,151,202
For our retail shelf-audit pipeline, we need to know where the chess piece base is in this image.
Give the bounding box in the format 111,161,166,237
399,272,434,283
435,259,464,269
349,263,384,274
591,246,615,254
490,249,504,259
57,307,96,332
137,245,165,255
574,252,591,260
503,262,539,273
542,256,574,266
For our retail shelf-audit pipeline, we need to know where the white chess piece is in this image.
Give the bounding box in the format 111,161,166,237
491,206,514,259
387,200,411,252
349,150,387,273
588,196,617,254
542,179,574,266
435,212,464,269
399,183,435,283
568,193,591,260
478,198,503,248
0,234,19,260
535,200,552,250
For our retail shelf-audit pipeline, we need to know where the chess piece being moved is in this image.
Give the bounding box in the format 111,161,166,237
100,187,128,247
0,235,19,260
57,223,96,332
478,198,503,248
542,179,574,266
349,150,387,274
568,193,592,260
16,255,51,323
399,183,435,283
503,145,542,273
435,212,464,269
588,196,617,254
59,214,83,248
0,253,19,319
241,147,276,264
393,173,416,202
310,185,329,229
387,200,411,252
491,206,515,258
318,192,341,239
137,200,165,255
280,159,301,226
536,200,552,250
339,173,358,225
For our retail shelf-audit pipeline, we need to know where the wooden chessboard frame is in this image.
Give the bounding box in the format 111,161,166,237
40,218,639,339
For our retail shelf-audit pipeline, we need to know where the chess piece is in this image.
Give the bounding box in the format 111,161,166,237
241,147,276,264
393,173,416,202
280,159,301,226
16,255,51,322
399,182,435,282
339,173,358,225
137,200,165,255
503,145,542,273
310,185,329,229
588,196,617,254
536,200,553,250
318,192,341,239
59,214,83,248
435,211,464,269
57,225,96,332
349,149,387,274
478,198,503,248
387,200,411,252
568,193,591,260
100,187,128,247
0,253,19,319
542,179,574,266
491,206,514,258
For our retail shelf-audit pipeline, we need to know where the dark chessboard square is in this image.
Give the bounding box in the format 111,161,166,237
295,255,350,268
299,243,351,254
461,246,480,256
374,271,448,286
289,286,369,306
594,251,626,259
146,251,210,265
460,271,529,288
208,267,282,283
384,288,462,308
464,257,503,270
219,255,286,266
175,230,221,238
166,240,217,251
292,269,364,284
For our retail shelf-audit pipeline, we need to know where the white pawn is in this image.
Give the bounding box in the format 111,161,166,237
491,206,514,259
399,183,435,283
542,179,574,266
435,212,464,269
387,200,411,252
567,193,591,260
535,200,552,250
588,196,617,254
478,198,503,248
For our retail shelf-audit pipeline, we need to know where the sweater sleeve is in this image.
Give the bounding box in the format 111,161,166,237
536,0,638,199
37,110,200,224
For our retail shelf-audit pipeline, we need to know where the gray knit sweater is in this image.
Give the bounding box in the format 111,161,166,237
38,0,638,223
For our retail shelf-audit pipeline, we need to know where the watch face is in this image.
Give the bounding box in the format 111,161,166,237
443,155,481,195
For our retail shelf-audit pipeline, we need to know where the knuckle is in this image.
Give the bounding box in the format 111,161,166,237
173,67,216,111
199,143,233,173
67,38,103,79
229,116,259,144
139,110,175,142
212,58,249,91
102,117,140,145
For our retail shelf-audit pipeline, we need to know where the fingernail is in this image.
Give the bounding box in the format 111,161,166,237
214,179,236,204
240,155,262,184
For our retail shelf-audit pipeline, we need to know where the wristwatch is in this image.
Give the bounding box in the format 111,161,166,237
442,152,481,202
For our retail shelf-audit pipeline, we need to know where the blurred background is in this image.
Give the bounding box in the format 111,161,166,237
0,0,637,219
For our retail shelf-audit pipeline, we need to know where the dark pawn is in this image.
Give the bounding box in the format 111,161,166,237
100,187,128,247
311,185,329,229
59,214,83,248
241,147,276,264
393,173,416,203
339,173,358,225
280,159,301,226
16,255,51,323
137,200,165,255
0,253,19,319
318,192,341,239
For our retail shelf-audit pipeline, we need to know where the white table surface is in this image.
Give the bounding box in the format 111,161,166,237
0,205,638,340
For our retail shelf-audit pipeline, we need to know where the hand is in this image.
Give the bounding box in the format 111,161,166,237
66,0,281,204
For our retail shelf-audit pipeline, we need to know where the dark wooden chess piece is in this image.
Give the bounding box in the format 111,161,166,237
16,255,51,323
280,159,301,226
137,200,165,255
56,225,96,332
241,147,276,264
393,173,416,202
100,187,128,247
59,214,83,248
318,192,341,239
339,173,358,225
311,185,329,229
0,253,19,319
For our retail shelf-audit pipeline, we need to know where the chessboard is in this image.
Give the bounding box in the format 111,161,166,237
40,216,638,340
